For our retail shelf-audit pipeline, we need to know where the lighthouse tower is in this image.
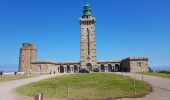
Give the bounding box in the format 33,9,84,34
80,3,97,71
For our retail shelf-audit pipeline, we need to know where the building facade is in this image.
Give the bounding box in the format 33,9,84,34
18,4,149,73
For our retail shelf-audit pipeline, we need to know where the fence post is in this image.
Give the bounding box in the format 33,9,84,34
133,73,137,95
142,75,144,81
67,83,69,100
34,93,43,100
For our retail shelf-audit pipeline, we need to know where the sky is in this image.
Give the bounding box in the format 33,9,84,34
0,0,170,71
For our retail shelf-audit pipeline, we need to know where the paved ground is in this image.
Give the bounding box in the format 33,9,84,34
0,73,170,100
116,72,170,100
0,74,64,100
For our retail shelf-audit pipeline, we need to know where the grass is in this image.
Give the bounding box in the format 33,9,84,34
138,72,170,78
16,73,151,100
0,74,38,82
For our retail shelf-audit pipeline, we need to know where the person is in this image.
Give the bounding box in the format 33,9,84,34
49,71,52,74
29,69,32,74
0,71,2,76
14,72,17,75
25,72,28,77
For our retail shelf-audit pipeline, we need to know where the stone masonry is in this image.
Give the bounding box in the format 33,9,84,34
19,43,37,72
80,4,97,71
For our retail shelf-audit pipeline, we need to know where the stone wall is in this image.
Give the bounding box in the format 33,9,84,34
121,57,149,72
30,61,81,74
31,63,58,74
80,15,97,70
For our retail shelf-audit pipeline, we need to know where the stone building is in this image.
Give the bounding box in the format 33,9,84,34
19,43,37,72
18,4,149,73
121,57,149,72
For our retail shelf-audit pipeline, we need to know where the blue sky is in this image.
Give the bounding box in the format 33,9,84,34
0,0,170,71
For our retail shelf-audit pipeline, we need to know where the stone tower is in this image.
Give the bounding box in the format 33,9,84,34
19,43,37,72
80,3,97,71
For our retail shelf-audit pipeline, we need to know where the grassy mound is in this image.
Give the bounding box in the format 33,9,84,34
16,73,151,100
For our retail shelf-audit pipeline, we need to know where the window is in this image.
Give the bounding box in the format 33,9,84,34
87,28,90,55
38,65,41,70
137,62,142,67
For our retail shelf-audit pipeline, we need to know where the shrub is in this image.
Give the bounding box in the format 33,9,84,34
149,67,153,72
159,70,170,74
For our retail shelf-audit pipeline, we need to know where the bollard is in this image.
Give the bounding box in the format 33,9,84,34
34,93,43,100
142,76,144,81
133,73,137,95
67,83,69,100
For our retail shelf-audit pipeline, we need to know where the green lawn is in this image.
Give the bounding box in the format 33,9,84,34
16,73,151,100
0,74,38,82
138,72,170,78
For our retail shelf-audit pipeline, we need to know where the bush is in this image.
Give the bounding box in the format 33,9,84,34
149,67,153,72
166,71,170,74
159,70,170,74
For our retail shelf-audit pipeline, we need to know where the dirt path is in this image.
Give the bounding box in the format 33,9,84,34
0,74,64,100
116,72,170,100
